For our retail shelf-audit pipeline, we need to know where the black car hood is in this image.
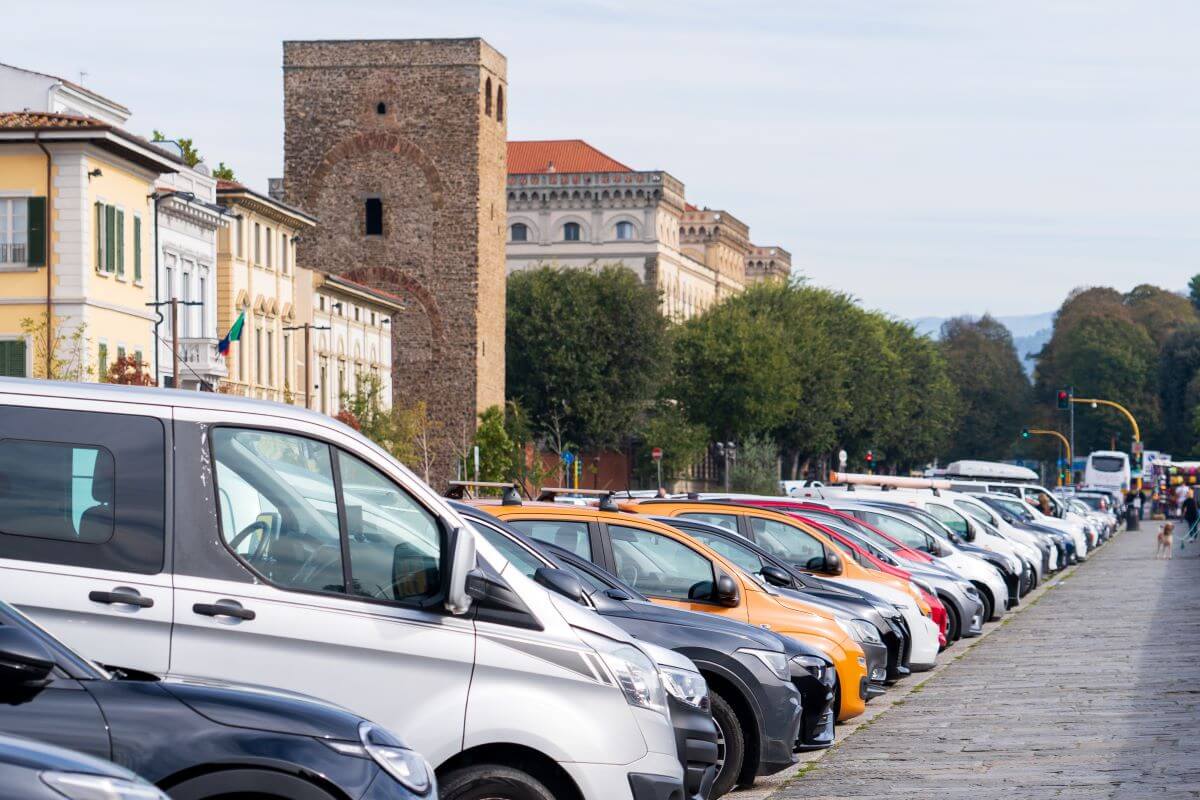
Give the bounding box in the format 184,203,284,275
604,598,782,649
158,675,365,741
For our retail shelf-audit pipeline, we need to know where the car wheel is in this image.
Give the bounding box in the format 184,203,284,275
941,598,960,644
973,584,994,622
710,690,746,798
440,765,557,800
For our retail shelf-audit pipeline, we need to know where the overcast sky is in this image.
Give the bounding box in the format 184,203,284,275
7,1,1198,318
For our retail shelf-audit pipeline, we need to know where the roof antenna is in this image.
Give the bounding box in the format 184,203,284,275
79,70,88,85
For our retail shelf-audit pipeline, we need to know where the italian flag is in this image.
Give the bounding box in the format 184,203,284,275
218,310,245,356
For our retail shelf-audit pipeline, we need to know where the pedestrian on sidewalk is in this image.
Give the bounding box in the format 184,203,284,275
1183,489,1199,536
1138,488,1148,520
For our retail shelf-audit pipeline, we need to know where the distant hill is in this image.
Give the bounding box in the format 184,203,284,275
913,311,1054,376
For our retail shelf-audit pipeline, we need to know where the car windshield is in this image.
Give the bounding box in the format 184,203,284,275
1075,495,1106,511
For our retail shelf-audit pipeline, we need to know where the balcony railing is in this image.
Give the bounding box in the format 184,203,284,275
178,338,227,379
0,242,28,265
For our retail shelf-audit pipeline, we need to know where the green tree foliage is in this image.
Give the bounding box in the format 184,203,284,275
939,315,1031,461
473,405,515,484
1159,326,1200,456
880,319,960,470
151,130,202,167
633,400,710,487
1189,274,1200,313
506,266,669,450
729,435,780,494
212,162,237,181
1125,284,1197,347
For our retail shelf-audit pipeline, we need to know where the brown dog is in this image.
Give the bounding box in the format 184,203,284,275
1157,522,1175,560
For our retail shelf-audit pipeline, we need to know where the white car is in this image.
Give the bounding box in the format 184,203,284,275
0,379,684,800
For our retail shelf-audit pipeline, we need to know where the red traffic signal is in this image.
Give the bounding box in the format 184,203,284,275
1056,389,1070,410
865,450,874,463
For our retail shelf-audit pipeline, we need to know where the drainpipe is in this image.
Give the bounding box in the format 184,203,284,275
34,132,52,379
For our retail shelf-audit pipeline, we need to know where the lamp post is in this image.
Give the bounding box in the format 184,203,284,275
1070,396,1142,489
146,298,204,389
714,441,737,492
283,323,331,410
1022,428,1072,487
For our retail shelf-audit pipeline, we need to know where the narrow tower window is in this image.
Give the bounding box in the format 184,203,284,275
484,78,493,117
376,102,387,115
365,198,383,236
496,86,505,122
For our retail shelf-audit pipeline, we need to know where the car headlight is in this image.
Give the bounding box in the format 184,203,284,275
582,632,668,715
40,772,169,800
958,580,978,597
737,647,791,681
359,723,433,794
835,617,882,645
660,665,709,710
790,654,829,682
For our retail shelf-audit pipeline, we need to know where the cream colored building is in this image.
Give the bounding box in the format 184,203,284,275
310,272,402,416
0,111,179,380
214,179,315,402
505,140,792,320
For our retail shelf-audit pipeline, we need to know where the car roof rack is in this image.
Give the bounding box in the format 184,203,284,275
445,480,524,506
537,487,620,513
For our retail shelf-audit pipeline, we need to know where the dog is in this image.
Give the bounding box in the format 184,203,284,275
1157,522,1175,560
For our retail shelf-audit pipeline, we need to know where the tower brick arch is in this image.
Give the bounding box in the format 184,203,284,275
305,131,445,213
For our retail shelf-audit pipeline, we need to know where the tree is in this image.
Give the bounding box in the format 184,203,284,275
152,130,202,167
1125,284,1198,348
1190,274,1200,313
881,319,960,471
1158,325,1200,456
729,435,779,494
20,313,92,381
506,266,669,450
212,162,237,181
105,354,155,386
473,405,515,485
633,400,709,488
939,315,1030,461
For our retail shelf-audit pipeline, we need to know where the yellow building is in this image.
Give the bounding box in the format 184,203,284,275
0,112,179,379
214,179,316,402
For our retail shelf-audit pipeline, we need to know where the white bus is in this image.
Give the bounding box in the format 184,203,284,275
1083,451,1131,493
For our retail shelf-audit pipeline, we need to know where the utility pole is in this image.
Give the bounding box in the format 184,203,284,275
1068,385,1075,484
147,298,202,388
283,323,330,409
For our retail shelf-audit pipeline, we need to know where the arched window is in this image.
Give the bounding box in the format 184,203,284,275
615,221,634,240
510,223,529,242
496,86,505,122
484,78,493,117
563,222,582,241
376,102,387,115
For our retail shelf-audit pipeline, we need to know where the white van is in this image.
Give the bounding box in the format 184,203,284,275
1083,451,1131,494
0,380,684,800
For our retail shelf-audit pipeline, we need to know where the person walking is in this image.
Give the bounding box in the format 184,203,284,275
1183,489,1199,539
1139,488,1148,520
1133,491,1144,521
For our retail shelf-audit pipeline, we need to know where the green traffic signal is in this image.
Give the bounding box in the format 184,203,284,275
1021,428,1030,439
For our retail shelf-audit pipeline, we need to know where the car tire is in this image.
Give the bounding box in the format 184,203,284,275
973,583,994,622
439,765,557,800
710,690,746,798
941,598,960,644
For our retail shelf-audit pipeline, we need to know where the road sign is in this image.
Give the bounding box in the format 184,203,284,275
563,451,574,465
1132,440,1144,456
651,447,663,461
838,449,848,466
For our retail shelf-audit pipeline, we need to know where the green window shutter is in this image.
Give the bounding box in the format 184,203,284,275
115,209,125,276
26,197,46,266
0,341,26,377
104,206,116,273
94,202,103,270
98,343,108,379
134,349,143,366
133,216,142,281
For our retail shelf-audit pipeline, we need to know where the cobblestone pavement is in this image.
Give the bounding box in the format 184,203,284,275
763,523,1200,800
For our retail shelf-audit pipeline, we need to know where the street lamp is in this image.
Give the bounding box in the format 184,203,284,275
1068,396,1142,489
715,441,737,492
1021,428,1072,487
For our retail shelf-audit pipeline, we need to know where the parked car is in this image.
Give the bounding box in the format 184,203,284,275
455,501,819,798
0,599,434,799
0,734,169,800
471,498,872,725
0,379,684,800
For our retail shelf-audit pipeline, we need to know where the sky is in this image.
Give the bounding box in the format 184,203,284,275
6,0,1199,318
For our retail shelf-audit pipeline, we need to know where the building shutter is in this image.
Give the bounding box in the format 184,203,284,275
133,216,142,281
95,202,104,270
104,205,116,273
115,209,125,276
26,197,46,266
0,341,27,377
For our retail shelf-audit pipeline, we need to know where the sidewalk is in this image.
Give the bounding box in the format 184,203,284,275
742,524,1200,799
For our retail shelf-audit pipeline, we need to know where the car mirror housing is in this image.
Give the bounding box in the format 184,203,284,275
760,564,792,587
0,626,55,685
445,525,477,615
715,574,739,607
533,567,585,604
823,550,844,576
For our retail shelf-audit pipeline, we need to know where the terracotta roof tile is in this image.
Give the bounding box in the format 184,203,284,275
508,139,633,174
0,111,109,130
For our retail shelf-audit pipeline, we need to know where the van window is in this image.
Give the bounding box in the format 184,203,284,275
677,512,739,533
608,524,715,601
338,452,442,603
0,407,166,574
213,429,345,594
1090,455,1126,473
508,519,592,560
0,441,114,543
749,516,826,568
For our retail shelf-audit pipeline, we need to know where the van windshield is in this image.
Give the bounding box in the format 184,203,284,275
1090,456,1126,473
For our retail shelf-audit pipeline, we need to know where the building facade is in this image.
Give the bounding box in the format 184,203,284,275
309,272,403,416
506,140,792,319
0,112,178,381
154,166,227,389
282,38,508,480
214,179,316,403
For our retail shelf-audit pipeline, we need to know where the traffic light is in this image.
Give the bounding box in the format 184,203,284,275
1056,389,1070,410
1021,428,1030,439
865,450,874,464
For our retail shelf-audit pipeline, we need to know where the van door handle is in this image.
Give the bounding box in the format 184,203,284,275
193,600,256,621
89,588,154,608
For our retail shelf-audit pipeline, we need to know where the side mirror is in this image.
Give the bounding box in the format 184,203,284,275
759,564,792,587
714,574,739,607
0,627,55,685
466,567,531,617
534,567,584,604
823,549,844,576
445,526,477,616
963,523,976,543
603,587,633,602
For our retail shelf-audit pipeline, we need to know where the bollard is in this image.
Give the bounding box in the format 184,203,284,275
1126,503,1139,531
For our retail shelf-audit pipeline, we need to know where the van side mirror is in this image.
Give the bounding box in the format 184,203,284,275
715,574,739,607
760,564,792,587
0,627,55,685
445,525,477,616
534,567,584,604
466,567,536,621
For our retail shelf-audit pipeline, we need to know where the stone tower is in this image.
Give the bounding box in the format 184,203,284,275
283,39,507,482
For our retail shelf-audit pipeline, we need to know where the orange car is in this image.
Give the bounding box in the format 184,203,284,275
624,500,932,616
474,499,872,722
